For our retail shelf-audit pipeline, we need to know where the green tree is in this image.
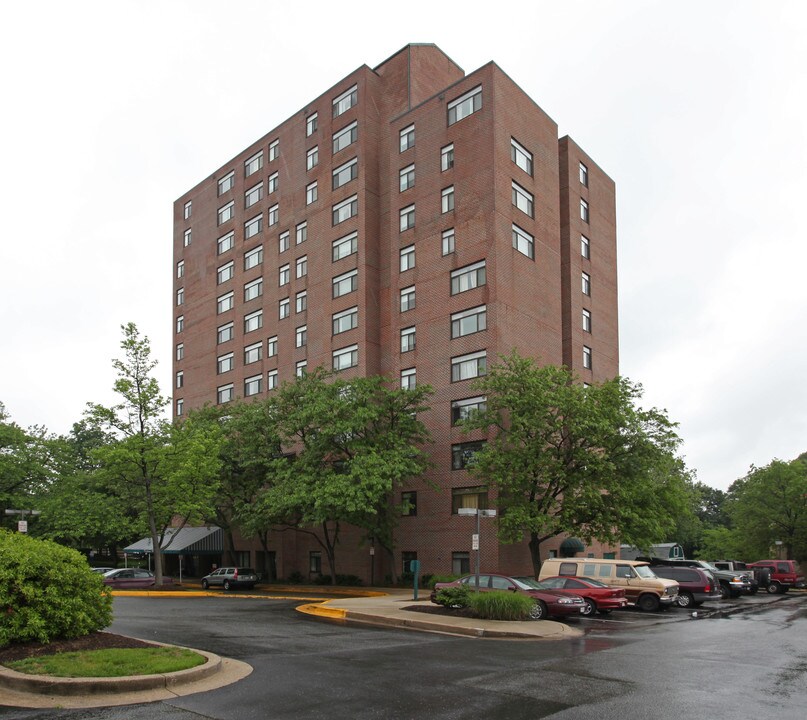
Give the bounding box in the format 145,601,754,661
463,353,688,575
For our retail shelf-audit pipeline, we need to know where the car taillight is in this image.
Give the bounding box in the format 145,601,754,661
705,584,710,592
233,569,238,578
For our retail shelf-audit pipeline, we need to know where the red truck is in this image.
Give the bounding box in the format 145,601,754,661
745,560,805,594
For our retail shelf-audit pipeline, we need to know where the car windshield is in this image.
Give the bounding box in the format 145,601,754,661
102,569,119,577
634,566,656,579
512,577,543,590
700,561,719,571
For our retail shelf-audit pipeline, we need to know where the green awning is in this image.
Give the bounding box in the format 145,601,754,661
560,537,585,553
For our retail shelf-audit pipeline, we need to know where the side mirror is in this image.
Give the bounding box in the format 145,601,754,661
508,585,517,592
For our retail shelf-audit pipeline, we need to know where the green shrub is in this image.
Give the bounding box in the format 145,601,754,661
427,573,460,589
0,530,113,646
435,584,471,608
313,574,363,586
467,590,535,621
285,571,304,584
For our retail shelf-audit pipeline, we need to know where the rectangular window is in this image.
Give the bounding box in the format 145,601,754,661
295,325,307,348
451,350,487,382
581,234,590,259
309,550,321,574
176,315,184,333
399,164,415,192
333,344,358,371
217,261,234,285
512,224,534,259
332,195,358,225
217,322,233,344
218,201,235,225
451,305,487,338
399,204,415,232
451,481,488,506
244,214,263,239
295,221,307,245
451,447,486,473
332,157,357,189
306,146,318,171
451,396,487,425
244,278,262,302
579,161,589,187
183,228,192,246
582,272,591,296
218,171,234,195
400,285,415,312
305,182,317,205
267,369,278,389
296,290,307,313
217,384,234,404
279,297,290,319
244,309,263,334
245,150,263,177
510,138,533,175
442,228,455,255
451,260,486,295
399,124,415,152
401,492,417,517
401,367,416,390
452,552,470,576
218,231,235,255
176,342,184,360
296,360,307,377
176,287,184,305
244,374,262,397
333,306,358,335
279,264,290,286
583,345,592,369
176,398,184,416
244,244,263,269
296,255,307,278
441,186,455,213
279,231,290,253
582,308,592,333
399,244,415,272
447,85,482,125
268,171,278,193
441,143,454,171
268,203,279,226
400,326,416,353
332,231,358,261
217,352,234,374
267,335,277,357
332,120,358,153
333,268,358,297
306,112,318,136
332,84,357,117
177,260,184,278
269,139,279,162
245,182,263,208
512,181,534,217
244,341,262,364
580,198,589,223
183,200,192,219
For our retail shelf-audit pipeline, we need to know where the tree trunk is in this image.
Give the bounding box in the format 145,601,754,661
224,528,237,565
322,521,338,585
144,478,164,586
528,532,543,578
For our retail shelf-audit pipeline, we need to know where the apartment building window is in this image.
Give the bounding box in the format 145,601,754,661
268,171,278,194
333,344,358,371
296,290,307,313
217,322,233,344
399,164,415,192
244,374,262,397
452,552,470,575
306,112,318,136
217,291,234,314
296,360,307,377
305,182,317,205
583,345,593,369
399,124,415,152
295,325,307,348
451,447,486,473
177,260,184,278
400,286,415,312
333,268,358,297
269,139,279,162
451,260,486,295
296,255,307,279
217,352,234,374
447,85,482,125
279,298,290,319
245,182,263,208
176,342,184,360
244,341,262,364
581,234,590,259
268,203,279,226
245,151,263,176
400,326,416,353
451,305,487,338
332,157,358,190
332,231,357,261
310,550,322,574
217,384,234,404
267,369,278,390
582,308,592,333
401,492,417,517
306,146,318,171
267,336,277,357
512,224,534,259
582,272,591,296
217,261,234,285
331,306,357,335
279,264,290,286
442,228,455,255
580,198,589,223
512,181,534,217
244,278,262,302
441,143,454,171
183,200,192,219
245,214,263,239
510,138,533,175
451,396,487,425
184,228,192,246
176,315,184,333
218,231,234,255
218,201,234,225
399,204,415,232
244,245,263,269
451,350,487,382
244,309,263,334
441,186,455,213
218,171,234,195
400,244,415,271
579,161,589,187
279,231,290,253
401,367,416,390
176,287,184,306
176,398,184,416
332,84,357,117
332,195,358,225
332,120,357,153
451,481,487,506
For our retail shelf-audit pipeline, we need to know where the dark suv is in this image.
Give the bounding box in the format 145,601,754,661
637,557,752,599
201,567,258,590
649,565,722,608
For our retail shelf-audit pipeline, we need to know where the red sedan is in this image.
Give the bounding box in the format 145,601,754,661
535,576,628,615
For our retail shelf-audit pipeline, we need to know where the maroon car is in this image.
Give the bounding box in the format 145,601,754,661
102,568,173,589
535,576,628,615
431,573,587,620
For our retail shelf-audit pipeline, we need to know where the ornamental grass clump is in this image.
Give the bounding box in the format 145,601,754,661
467,590,535,621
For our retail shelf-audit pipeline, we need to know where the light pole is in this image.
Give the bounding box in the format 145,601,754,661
457,507,497,592
4,508,41,533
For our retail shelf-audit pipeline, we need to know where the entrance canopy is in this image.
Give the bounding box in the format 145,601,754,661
124,526,223,555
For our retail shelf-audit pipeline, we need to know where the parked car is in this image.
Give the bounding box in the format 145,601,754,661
201,567,258,590
102,568,173,589
90,566,116,574
430,573,587,620
637,557,752,599
648,565,722,607
535,576,628,615
712,560,771,591
745,560,805,594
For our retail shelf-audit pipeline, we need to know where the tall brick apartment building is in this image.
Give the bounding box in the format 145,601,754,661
173,44,618,582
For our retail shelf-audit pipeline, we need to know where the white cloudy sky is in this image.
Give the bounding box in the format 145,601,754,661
1,0,805,491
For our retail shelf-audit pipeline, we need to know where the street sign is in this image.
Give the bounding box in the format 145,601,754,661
472,533,479,550
18,520,28,533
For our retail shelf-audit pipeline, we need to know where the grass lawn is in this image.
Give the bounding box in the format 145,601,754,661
7,647,206,677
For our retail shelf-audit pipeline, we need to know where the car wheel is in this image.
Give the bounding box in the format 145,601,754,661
637,594,660,612
201,579,209,589
676,591,694,608
581,598,597,616
529,601,547,620
749,587,758,595
719,582,731,599
224,580,232,591
767,581,781,594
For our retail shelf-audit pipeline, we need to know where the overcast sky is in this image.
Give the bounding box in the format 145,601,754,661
1,1,804,491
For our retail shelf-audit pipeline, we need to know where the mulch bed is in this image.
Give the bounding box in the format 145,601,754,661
0,633,155,665
402,604,479,618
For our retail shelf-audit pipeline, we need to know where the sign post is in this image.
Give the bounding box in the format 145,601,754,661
457,508,497,592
